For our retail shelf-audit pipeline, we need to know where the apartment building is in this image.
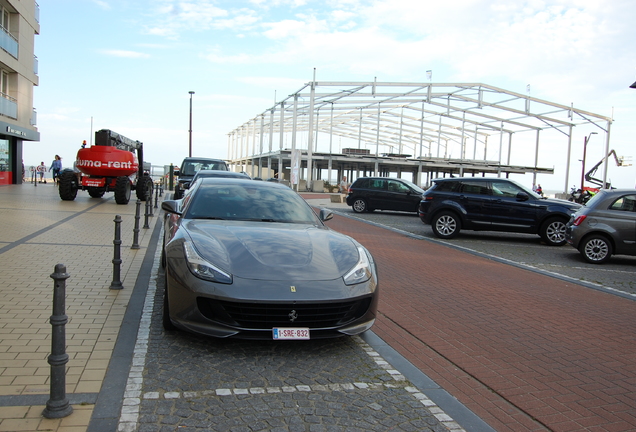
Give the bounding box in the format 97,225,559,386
0,0,39,185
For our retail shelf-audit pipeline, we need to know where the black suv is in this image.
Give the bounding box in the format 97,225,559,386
419,177,581,246
346,177,425,213
174,157,228,199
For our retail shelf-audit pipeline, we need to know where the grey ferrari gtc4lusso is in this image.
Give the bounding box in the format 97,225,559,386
161,178,379,340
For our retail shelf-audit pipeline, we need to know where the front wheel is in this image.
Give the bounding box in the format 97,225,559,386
431,211,461,239
352,198,368,213
173,185,183,200
540,217,567,246
114,176,132,204
580,235,612,264
136,175,153,201
58,170,78,201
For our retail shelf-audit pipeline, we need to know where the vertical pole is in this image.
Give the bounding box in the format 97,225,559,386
131,200,141,250
188,91,195,157
143,200,150,229
109,215,123,290
154,184,159,209
43,264,73,419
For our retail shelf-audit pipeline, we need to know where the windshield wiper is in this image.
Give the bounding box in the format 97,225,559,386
193,216,226,220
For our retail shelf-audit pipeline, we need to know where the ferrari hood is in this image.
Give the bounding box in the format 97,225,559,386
184,220,361,281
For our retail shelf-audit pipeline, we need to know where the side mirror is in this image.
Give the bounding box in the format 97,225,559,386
162,200,182,215
319,208,334,222
516,192,529,201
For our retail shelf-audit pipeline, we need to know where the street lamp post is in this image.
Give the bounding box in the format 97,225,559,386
188,91,195,157
580,132,598,191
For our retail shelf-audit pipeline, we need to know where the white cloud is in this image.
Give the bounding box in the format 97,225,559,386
91,0,111,10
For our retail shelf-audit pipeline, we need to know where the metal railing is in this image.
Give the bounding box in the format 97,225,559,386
0,26,18,58
0,93,17,119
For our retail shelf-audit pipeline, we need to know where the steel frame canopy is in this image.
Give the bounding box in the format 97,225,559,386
228,80,613,191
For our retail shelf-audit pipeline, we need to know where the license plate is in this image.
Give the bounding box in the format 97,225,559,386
272,328,310,340
83,178,105,187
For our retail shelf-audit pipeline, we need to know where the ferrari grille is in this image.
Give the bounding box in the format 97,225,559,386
197,298,372,329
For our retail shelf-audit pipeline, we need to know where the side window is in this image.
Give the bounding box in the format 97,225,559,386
458,181,490,195
609,195,636,212
491,181,524,197
355,179,369,188
434,181,458,192
388,180,409,193
369,179,386,190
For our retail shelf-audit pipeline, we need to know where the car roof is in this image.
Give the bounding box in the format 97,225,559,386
198,177,286,188
596,188,636,195
194,170,249,178
182,157,226,163
355,177,413,182
433,177,493,182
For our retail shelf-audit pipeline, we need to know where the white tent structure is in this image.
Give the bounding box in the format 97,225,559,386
227,79,613,192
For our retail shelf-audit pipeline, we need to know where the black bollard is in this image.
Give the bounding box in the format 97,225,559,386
43,264,73,419
143,199,150,229
109,215,124,290
154,184,159,209
148,192,154,218
131,200,141,250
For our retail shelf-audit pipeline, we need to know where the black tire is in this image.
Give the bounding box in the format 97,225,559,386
174,185,183,200
540,217,567,246
579,235,612,264
58,170,78,201
114,176,132,204
431,211,461,239
87,187,105,198
136,175,153,201
352,198,368,213
162,271,176,331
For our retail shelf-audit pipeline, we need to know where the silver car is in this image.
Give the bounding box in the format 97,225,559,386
161,178,379,339
565,189,636,263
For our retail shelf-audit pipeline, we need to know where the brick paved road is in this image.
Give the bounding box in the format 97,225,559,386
322,211,636,432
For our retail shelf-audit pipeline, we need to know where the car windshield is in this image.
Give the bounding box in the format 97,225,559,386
185,182,320,224
181,159,228,176
397,178,425,193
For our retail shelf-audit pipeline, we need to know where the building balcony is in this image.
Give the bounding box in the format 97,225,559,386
0,26,18,58
0,93,17,119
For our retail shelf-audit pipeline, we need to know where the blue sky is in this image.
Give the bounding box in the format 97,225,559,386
26,0,636,190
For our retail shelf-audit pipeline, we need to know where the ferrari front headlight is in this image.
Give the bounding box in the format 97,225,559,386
343,246,372,286
183,241,233,284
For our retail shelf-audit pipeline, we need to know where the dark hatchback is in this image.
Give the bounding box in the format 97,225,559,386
419,177,581,246
565,189,636,263
345,177,425,213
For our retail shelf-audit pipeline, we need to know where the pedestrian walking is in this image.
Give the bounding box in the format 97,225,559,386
49,155,62,184
37,162,46,183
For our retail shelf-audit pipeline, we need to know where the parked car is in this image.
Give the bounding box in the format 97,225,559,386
174,157,228,199
419,177,581,246
565,189,636,263
345,177,425,213
161,178,379,339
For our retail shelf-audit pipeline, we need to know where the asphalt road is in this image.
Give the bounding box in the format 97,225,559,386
320,205,636,297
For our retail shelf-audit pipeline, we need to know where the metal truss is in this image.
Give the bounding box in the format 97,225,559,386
228,81,613,191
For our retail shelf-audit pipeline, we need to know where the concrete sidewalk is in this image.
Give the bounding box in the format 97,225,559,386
0,183,160,432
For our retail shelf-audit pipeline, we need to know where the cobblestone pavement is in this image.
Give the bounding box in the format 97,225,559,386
119,247,465,432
